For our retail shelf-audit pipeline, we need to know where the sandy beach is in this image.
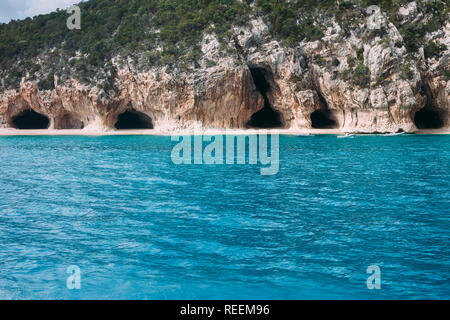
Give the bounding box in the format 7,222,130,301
0,128,449,136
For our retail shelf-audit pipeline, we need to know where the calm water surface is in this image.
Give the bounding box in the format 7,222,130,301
0,135,448,299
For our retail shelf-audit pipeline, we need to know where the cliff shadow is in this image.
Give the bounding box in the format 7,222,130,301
10,109,50,129
246,67,284,129
55,113,84,129
115,109,153,130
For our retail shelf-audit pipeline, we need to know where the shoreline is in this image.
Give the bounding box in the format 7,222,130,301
0,128,449,136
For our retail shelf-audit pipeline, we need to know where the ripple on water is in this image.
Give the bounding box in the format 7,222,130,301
0,135,448,299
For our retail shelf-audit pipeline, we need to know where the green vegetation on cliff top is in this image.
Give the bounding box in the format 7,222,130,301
0,0,447,90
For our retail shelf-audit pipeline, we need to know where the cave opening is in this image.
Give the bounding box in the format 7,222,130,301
115,109,153,130
310,109,337,129
310,91,338,129
11,109,50,129
247,67,283,129
56,114,84,129
414,107,444,129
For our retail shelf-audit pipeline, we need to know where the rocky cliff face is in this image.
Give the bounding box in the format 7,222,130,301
0,2,448,133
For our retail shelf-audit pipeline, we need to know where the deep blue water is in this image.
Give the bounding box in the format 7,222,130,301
0,134,448,300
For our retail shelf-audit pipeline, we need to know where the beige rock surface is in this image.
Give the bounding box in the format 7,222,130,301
0,15,448,134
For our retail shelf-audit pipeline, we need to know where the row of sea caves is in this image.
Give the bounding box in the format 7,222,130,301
10,109,154,130
247,105,446,129
9,105,446,130
246,67,447,130
7,67,446,130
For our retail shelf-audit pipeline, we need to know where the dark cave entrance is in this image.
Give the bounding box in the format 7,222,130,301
56,114,84,129
413,82,447,130
248,102,283,129
310,91,338,129
310,109,337,128
247,67,283,129
414,107,444,129
310,109,337,129
115,110,153,130
11,109,50,129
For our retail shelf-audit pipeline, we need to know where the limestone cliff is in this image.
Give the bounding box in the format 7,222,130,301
0,1,448,133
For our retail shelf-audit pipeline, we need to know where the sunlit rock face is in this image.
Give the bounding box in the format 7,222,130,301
0,14,448,133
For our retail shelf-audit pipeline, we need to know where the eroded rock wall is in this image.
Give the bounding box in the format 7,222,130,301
0,10,448,133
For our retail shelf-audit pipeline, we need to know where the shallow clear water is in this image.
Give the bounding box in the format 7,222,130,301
0,135,448,300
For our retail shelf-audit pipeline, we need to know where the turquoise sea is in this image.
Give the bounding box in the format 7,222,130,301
0,135,448,299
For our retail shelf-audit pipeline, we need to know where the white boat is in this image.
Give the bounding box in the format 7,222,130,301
337,133,355,139
386,132,406,136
